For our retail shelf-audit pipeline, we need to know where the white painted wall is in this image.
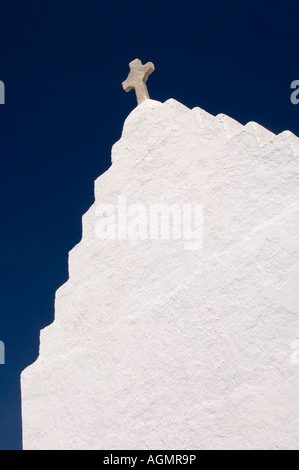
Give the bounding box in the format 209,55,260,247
21,99,299,449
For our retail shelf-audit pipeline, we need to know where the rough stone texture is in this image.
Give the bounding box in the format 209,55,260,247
21,99,299,450
122,59,155,105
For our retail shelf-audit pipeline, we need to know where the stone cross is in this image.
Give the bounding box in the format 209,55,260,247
122,59,155,106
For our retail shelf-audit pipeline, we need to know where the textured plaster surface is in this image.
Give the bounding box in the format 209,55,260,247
21,99,299,449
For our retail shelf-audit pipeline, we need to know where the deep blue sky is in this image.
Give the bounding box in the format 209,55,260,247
0,0,298,450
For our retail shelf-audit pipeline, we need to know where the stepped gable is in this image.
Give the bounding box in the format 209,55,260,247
21,99,299,450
